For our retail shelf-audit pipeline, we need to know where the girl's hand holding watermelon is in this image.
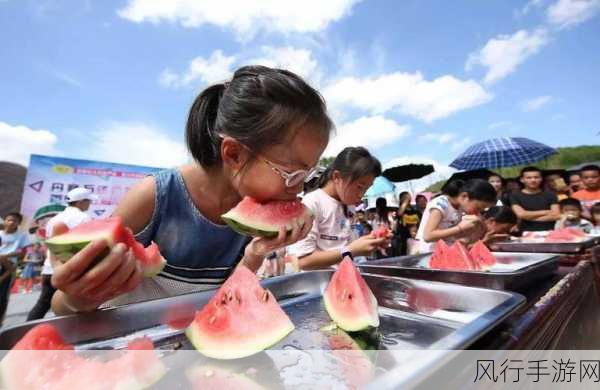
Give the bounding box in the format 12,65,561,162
241,215,314,271
348,234,389,257
50,223,143,314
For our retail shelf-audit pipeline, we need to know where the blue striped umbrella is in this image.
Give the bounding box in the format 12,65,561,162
450,137,557,170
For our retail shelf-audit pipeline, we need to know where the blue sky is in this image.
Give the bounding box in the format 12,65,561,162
1,0,599,188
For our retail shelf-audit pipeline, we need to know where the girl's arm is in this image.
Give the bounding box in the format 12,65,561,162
51,177,155,315
422,209,477,242
298,235,388,270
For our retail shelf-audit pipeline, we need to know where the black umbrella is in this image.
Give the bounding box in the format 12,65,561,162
382,164,434,183
447,168,496,182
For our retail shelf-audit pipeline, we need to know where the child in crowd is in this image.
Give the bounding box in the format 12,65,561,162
50,65,333,314
478,206,518,245
289,147,389,270
555,198,593,233
21,242,44,293
416,179,497,253
406,224,420,255
590,202,600,235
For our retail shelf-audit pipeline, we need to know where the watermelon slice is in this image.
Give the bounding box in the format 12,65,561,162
545,227,587,242
187,365,264,390
45,216,166,277
221,196,313,238
428,240,482,271
327,329,376,389
323,257,379,332
469,240,496,269
371,227,391,239
0,324,166,390
186,265,295,359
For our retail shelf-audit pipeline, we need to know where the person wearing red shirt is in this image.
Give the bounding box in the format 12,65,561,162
572,165,600,219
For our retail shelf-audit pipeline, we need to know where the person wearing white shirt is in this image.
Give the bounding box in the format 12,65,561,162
288,147,388,270
27,187,97,320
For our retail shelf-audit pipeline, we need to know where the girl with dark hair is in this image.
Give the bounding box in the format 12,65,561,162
471,206,518,246
50,65,333,314
415,179,497,253
488,173,506,206
289,147,388,270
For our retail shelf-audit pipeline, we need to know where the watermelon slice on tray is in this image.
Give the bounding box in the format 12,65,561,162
186,265,295,359
0,324,166,390
428,240,496,271
323,257,380,332
45,216,166,277
221,196,313,238
469,240,496,269
545,227,587,242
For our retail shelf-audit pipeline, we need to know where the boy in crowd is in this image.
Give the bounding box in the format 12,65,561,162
0,212,30,326
572,164,600,219
568,172,582,194
511,167,560,232
555,198,593,233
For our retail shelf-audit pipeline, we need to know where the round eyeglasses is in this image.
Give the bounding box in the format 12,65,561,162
259,156,318,188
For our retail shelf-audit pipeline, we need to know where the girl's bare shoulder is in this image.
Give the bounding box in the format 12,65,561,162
113,175,156,234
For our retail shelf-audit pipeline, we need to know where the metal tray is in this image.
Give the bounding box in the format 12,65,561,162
0,271,524,389
358,252,559,291
490,235,600,254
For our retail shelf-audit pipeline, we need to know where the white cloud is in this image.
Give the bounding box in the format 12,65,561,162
451,136,473,152
518,0,547,16
547,0,600,29
521,95,553,111
159,50,236,88
324,116,410,157
324,72,492,123
244,46,322,86
118,0,361,40
466,29,550,84
488,121,513,130
384,155,456,193
85,122,189,168
160,46,322,88
418,132,456,144
0,121,59,165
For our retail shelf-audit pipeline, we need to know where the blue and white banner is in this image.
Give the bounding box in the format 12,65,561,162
20,154,162,223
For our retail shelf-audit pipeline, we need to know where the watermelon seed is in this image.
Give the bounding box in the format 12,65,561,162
220,295,227,305
209,315,216,325
227,290,233,302
235,289,242,304
348,293,353,300
262,290,270,302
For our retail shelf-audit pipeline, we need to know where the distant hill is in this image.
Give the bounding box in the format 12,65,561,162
0,161,27,219
425,145,600,193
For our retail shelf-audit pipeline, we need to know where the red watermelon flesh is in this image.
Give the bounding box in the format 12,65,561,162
186,265,295,359
45,216,166,277
0,325,166,390
372,227,391,238
323,257,379,332
428,240,479,271
545,227,587,242
221,196,313,238
451,241,479,270
469,240,496,269
429,240,450,269
187,365,264,390
327,330,375,389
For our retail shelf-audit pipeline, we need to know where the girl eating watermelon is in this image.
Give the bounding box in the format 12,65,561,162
415,179,497,253
50,66,333,314
289,147,390,270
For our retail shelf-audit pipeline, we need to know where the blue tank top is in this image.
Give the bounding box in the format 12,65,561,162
136,169,249,286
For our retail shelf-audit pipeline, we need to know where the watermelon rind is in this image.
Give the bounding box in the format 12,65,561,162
186,320,294,360
324,290,380,332
45,231,118,263
324,259,380,332
221,201,313,238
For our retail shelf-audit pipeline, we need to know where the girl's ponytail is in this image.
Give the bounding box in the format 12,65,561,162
185,83,226,167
